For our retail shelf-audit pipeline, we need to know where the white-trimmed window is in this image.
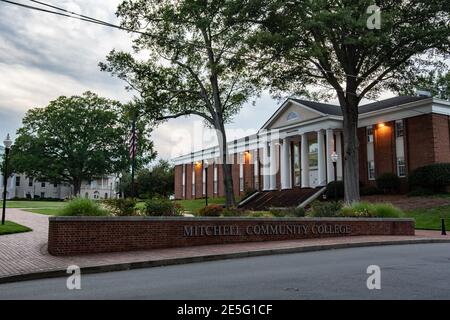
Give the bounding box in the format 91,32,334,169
202,165,206,195
191,164,195,196
213,164,218,194
395,120,406,177
182,164,186,198
395,120,404,138
254,153,259,190
397,157,406,177
239,153,244,192
368,161,375,180
367,126,374,143
367,125,375,180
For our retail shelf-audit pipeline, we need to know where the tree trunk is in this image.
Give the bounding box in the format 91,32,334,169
341,99,360,203
73,178,82,197
216,122,235,208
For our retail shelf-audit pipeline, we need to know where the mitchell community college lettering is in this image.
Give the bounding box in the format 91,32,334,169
183,224,352,237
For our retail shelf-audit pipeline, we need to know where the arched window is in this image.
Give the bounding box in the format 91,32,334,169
287,111,299,121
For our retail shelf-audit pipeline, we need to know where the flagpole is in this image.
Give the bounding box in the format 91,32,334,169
130,115,137,199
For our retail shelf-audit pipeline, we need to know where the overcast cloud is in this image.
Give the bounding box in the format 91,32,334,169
0,0,395,162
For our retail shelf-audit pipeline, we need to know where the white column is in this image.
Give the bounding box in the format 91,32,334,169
317,130,326,186
281,138,292,189
301,133,310,188
335,131,343,180
326,129,335,183
263,141,270,191
269,140,277,190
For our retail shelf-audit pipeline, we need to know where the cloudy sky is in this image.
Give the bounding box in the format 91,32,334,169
0,0,396,162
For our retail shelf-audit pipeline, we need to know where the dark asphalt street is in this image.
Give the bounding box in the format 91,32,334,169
1,243,449,299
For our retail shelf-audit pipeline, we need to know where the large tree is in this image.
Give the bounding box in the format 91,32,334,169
400,71,450,100
10,92,155,195
241,0,449,202
100,0,260,207
136,159,175,198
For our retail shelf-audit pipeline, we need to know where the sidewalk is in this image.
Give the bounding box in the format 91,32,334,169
1,208,449,284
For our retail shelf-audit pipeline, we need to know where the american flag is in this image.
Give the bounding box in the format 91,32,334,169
129,129,138,160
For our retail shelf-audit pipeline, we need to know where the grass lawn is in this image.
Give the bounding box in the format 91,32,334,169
0,201,66,209
0,201,67,216
0,221,32,235
403,205,450,230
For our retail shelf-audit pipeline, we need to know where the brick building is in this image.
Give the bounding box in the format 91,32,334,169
172,96,450,202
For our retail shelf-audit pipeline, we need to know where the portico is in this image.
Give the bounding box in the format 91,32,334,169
262,128,344,191
259,98,344,190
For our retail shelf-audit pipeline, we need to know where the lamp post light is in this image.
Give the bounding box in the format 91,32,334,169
2,134,13,225
204,160,209,207
118,173,123,199
330,151,339,202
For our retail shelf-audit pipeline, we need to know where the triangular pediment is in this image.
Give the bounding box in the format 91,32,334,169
260,99,326,130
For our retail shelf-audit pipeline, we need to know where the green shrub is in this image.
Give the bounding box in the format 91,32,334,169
221,207,243,217
325,181,344,199
340,201,403,218
376,173,401,193
198,204,223,217
103,198,137,216
340,202,374,217
407,187,434,197
269,207,306,217
144,197,183,216
61,198,109,217
360,185,381,196
408,163,450,193
246,211,275,218
307,201,343,217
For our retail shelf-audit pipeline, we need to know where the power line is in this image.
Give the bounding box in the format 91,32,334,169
1,0,443,112
0,0,406,85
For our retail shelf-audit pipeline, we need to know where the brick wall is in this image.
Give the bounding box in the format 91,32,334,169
374,121,395,176
174,165,183,199
406,114,435,171
432,114,450,163
48,217,415,256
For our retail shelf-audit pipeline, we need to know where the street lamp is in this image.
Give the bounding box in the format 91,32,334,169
118,173,123,198
331,151,339,202
2,134,13,225
204,160,209,207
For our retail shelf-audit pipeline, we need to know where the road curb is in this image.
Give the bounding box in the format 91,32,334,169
1,238,449,284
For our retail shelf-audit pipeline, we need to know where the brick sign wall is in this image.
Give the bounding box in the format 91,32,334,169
48,217,415,256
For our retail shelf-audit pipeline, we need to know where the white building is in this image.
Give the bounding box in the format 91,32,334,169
0,146,120,200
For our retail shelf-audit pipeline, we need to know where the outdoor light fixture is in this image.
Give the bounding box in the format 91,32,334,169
330,151,339,202
331,151,338,163
2,134,13,225
378,123,385,128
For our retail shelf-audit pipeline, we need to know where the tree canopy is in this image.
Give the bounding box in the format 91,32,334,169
10,92,156,195
100,0,261,207
241,0,449,201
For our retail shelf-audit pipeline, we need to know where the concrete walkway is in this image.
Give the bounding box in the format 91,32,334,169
0,208,449,283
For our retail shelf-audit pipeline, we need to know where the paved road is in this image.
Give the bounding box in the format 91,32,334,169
1,243,450,300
